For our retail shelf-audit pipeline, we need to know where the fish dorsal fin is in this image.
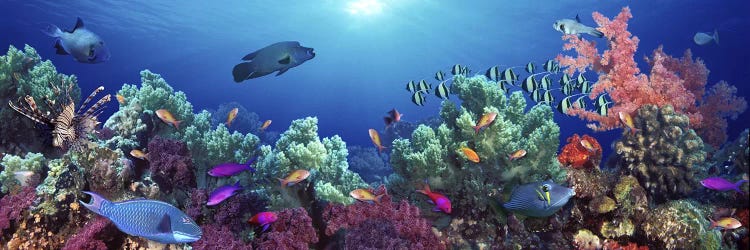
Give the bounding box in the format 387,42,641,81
278,55,291,65
73,17,84,31
241,51,259,61
157,214,172,233
575,14,581,23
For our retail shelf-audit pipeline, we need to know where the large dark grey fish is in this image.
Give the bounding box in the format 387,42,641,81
81,192,202,244
553,15,603,38
41,18,110,63
232,41,315,82
503,180,575,217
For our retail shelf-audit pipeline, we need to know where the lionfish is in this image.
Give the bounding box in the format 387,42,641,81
8,80,111,150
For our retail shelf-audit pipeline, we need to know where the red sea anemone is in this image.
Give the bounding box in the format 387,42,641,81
557,134,602,169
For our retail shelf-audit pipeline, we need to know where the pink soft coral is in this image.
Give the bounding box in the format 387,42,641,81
697,81,748,147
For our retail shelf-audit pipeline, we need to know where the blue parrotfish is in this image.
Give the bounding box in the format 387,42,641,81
41,17,110,63
232,41,315,82
503,180,575,217
80,191,202,244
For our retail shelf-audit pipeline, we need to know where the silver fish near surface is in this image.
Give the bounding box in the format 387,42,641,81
41,17,110,63
503,180,575,217
553,15,604,38
80,191,202,244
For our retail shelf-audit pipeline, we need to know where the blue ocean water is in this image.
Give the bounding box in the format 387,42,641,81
2,0,748,152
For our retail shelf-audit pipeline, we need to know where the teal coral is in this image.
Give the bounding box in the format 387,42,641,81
0,152,45,193
255,117,367,208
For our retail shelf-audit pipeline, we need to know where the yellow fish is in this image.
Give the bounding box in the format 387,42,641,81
618,111,637,135
155,109,182,129
368,129,386,153
710,217,742,230
278,169,310,187
350,188,385,204
508,149,527,161
580,139,596,153
116,94,126,105
472,112,497,134
461,147,480,163
129,149,149,160
261,120,272,131
226,108,239,127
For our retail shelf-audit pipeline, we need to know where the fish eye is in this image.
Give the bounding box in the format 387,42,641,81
542,184,550,192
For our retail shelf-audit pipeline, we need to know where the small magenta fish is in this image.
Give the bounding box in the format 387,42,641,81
155,109,182,129
248,211,278,232
472,112,497,134
350,188,385,204
225,108,238,127
416,182,452,214
278,169,310,187
208,157,257,177
207,181,242,206
368,129,386,153
701,177,748,194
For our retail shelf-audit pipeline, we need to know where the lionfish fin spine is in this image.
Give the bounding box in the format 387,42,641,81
8,101,49,124
78,86,105,115
82,94,111,118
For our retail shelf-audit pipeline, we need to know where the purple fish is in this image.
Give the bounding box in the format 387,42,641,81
208,157,257,177
701,177,748,194
207,181,242,206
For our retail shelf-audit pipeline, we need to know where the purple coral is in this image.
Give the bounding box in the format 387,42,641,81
62,217,118,250
147,136,196,191
253,207,318,249
323,186,446,250
186,188,208,221
0,186,36,231
211,192,267,233
192,224,253,250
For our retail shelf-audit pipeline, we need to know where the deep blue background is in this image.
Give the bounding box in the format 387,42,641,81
1,1,748,157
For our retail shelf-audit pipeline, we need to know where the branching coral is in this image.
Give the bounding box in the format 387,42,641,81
62,216,119,250
614,104,705,203
147,136,196,192
253,207,318,249
347,145,391,184
0,152,45,193
0,186,36,231
193,224,253,250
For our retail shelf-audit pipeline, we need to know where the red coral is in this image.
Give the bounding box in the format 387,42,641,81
696,81,748,147
253,207,318,250
193,224,253,250
558,134,602,169
62,217,118,250
603,239,649,250
0,186,36,231
323,185,446,250
147,136,196,191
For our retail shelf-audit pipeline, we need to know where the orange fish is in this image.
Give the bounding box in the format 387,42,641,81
368,129,386,153
155,109,182,129
461,147,480,163
350,188,385,204
472,112,497,134
278,169,310,187
508,149,527,161
383,108,403,127
225,108,239,127
129,149,149,160
260,120,272,131
710,217,742,230
116,94,126,104
618,111,637,135
580,139,596,153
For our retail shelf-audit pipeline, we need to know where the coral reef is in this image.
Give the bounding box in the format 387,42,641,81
62,217,119,250
0,152,45,193
253,207,318,249
558,134,602,169
347,145,391,184
147,136,196,192
323,186,446,249
0,186,36,231
193,224,252,250
642,200,721,249
614,105,705,203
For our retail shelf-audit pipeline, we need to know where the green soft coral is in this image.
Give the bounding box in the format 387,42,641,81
0,152,46,193
256,117,366,209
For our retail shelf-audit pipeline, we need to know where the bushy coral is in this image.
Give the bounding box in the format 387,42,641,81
557,134,602,169
323,186,446,249
147,136,196,192
0,186,36,231
0,152,45,193
253,207,318,249
211,192,267,233
347,145,391,184
642,200,720,249
193,224,253,250
254,117,367,208
0,44,80,155
62,217,118,250
35,157,86,215
614,104,705,203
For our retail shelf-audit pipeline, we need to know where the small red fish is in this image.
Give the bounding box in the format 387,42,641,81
416,183,451,214
260,120,272,131
368,129,386,153
508,149,527,161
461,147,480,163
383,108,403,127
248,211,278,232
472,112,497,134
226,108,238,127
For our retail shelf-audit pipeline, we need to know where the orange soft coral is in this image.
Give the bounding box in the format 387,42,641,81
557,134,602,169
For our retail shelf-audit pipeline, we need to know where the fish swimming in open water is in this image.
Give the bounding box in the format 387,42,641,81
80,191,202,244
41,17,110,63
232,41,315,82
553,15,604,38
694,29,719,45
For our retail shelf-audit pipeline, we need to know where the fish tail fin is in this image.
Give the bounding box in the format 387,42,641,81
735,180,748,194
41,23,62,37
374,194,385,204
416,183,431,195
378,145,386,153
278,178,287,188
173,120,182,130
713,29,720,45
80,191,109,216
144,153,150,161
709,218,717,229
589,28,604,38
232,62,254,83
473,125,481,135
